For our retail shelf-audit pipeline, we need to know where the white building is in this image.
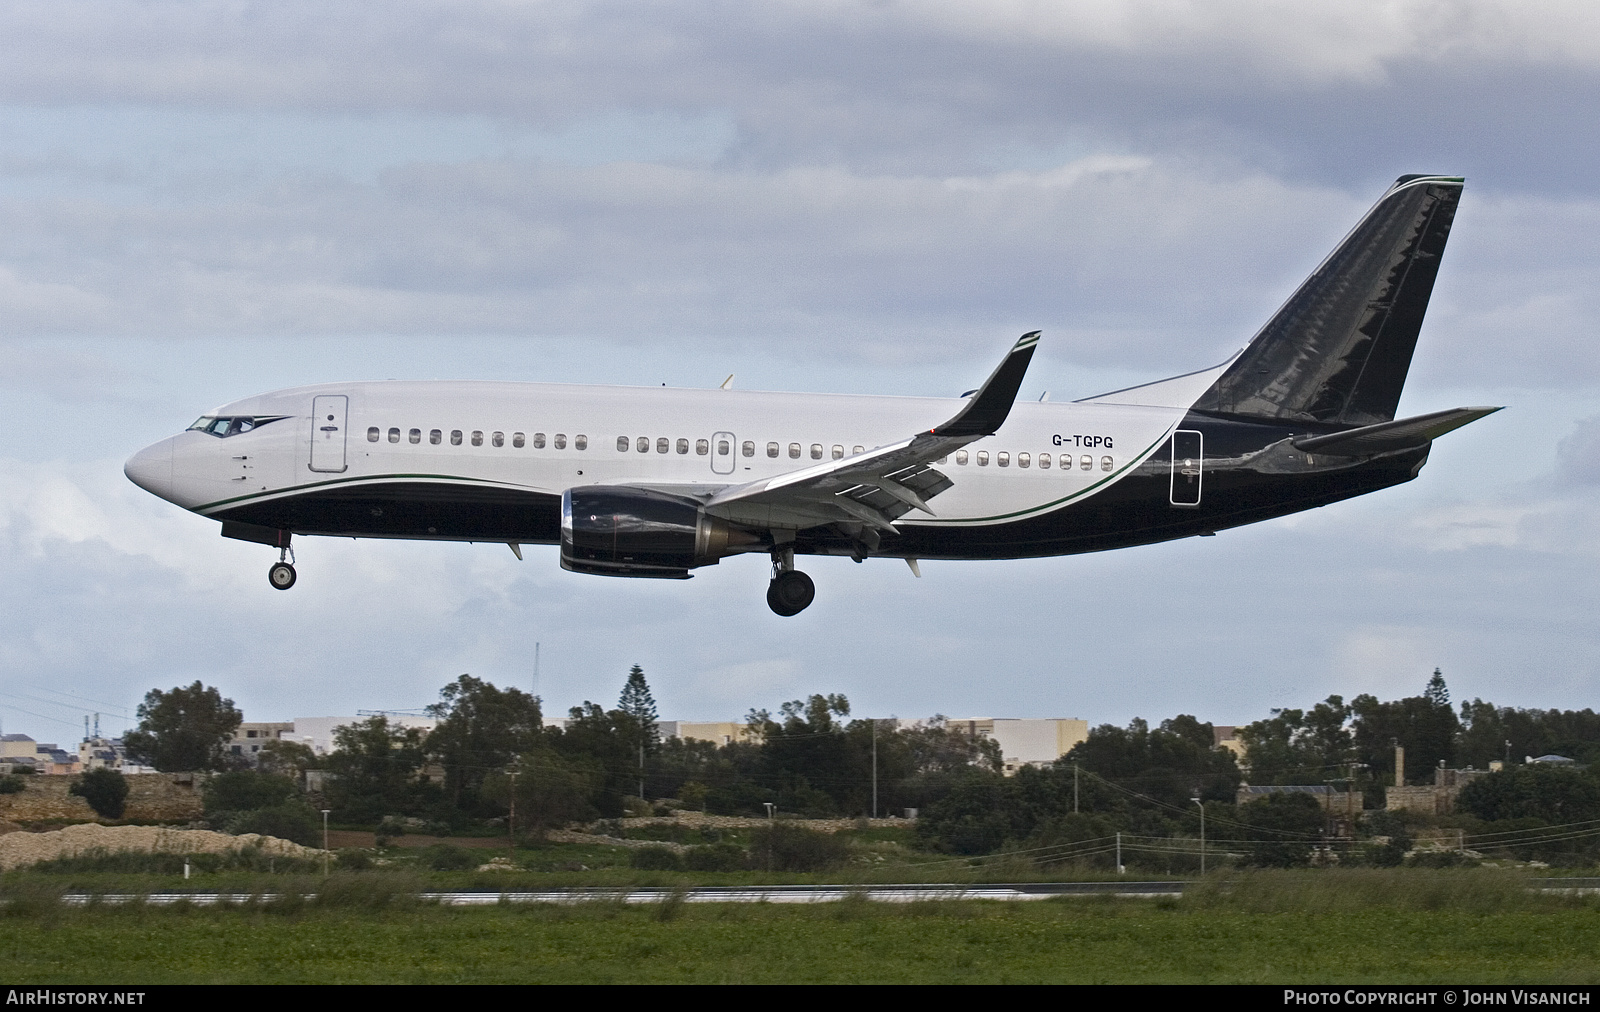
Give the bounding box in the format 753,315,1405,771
945,718,1090,774
289,715,437,756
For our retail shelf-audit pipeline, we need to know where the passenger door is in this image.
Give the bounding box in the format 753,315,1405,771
309,395,349,473
710,431,736,475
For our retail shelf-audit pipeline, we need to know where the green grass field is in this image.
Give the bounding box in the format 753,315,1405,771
4,871,1598,984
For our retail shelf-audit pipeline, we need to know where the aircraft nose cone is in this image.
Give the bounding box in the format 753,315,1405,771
124,439,175,501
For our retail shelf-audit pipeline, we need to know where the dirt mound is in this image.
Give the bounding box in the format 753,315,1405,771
0,823,326,871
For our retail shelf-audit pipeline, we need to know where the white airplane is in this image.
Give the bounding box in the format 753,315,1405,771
125,174,1497,616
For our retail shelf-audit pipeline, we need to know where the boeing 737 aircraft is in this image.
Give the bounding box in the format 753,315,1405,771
125,174,1497,616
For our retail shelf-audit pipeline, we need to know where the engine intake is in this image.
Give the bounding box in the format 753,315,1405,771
561,487,759,578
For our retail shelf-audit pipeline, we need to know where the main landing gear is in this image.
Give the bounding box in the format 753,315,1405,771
767,547,815,616
268,545,297,591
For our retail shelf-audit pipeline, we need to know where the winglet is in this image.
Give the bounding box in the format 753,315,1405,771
932,332,1040,437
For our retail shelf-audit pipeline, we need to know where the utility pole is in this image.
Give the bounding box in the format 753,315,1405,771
508,766,519,855
871,719,878,820
1074,764,1079,814
1116,831,1123,875
321,809,331,875
1191,794,1205,876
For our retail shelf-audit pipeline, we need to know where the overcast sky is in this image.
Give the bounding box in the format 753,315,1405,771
2,1,1598,744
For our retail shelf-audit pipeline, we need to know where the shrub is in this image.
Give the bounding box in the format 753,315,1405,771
69,768,129,819
203,770,297,815
420,844,476,871
748,824,851,872
227,805,322,847
684,843,748,872
629,846,683,871
0,776,23,795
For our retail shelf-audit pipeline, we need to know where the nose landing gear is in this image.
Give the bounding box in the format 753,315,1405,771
268,545,297,590
767,546,815,616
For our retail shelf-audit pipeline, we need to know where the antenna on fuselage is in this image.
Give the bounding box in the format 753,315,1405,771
720,374,734,390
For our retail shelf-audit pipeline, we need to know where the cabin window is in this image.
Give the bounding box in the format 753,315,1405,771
388,427,400,443
367,427,379,442
637,436,649,453
831,444,844,460
656,437,668,454
1080,455,1092,470
554,434,567,450
742,441,755,457
408,428,420,444
533,432,547,449
718,438,731,456
976,451,989,466
937,456,948,465
492,431,504,448
451,430,463,446
676,438,689,454
512,432,525,448
853,445,864,455
697,439,710,455
789,443,801,459
430,429,442,445
471,431,484,446
956,450,968,465
1101,455,1113,471
1060,454,1071,469
1018,452,1030,468
997,452,1010,467
767,442,779,458
810,443,822,460
1039,452,1051,469
617,436,629,451
575,435,587,450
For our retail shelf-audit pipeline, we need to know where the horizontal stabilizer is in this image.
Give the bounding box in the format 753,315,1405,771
1293,406,1501,456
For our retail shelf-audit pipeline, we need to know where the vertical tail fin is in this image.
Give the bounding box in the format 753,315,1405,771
1193,175,1464,426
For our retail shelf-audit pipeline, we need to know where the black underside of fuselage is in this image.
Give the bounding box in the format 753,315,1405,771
209,412,1428,560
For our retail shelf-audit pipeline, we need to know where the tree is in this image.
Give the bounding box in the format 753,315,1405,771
1238,696,1354,785
426,675,544,812
617,664,659,801
617,665,659,751
1237,792,1324,867
70,768,129,819
324,716,433,822
1351,671,1460,784
122,681,242,772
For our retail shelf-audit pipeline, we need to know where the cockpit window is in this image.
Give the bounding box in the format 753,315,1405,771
187,415,284,438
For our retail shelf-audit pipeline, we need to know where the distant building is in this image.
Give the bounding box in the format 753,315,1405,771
672,722,754,747
289,715,437,756
76,735,152,773
1385,766,1492,814
225,721,296,763
946,718,1090,774
2,735,80,774
1213,726,1247,763
1237,784,1364,814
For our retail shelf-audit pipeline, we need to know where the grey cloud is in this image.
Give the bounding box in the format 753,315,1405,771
0,3,1592,190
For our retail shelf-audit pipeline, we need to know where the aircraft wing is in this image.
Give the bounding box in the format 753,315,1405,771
700,332,1040,531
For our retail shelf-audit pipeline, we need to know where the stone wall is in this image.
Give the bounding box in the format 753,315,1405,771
0,773,204,824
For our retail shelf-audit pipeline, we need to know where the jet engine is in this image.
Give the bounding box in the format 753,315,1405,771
560,487,760,578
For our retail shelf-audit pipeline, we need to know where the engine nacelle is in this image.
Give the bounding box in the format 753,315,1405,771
560,487,759,578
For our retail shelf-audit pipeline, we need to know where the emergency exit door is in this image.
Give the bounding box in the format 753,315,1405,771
1169,430,1202,507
